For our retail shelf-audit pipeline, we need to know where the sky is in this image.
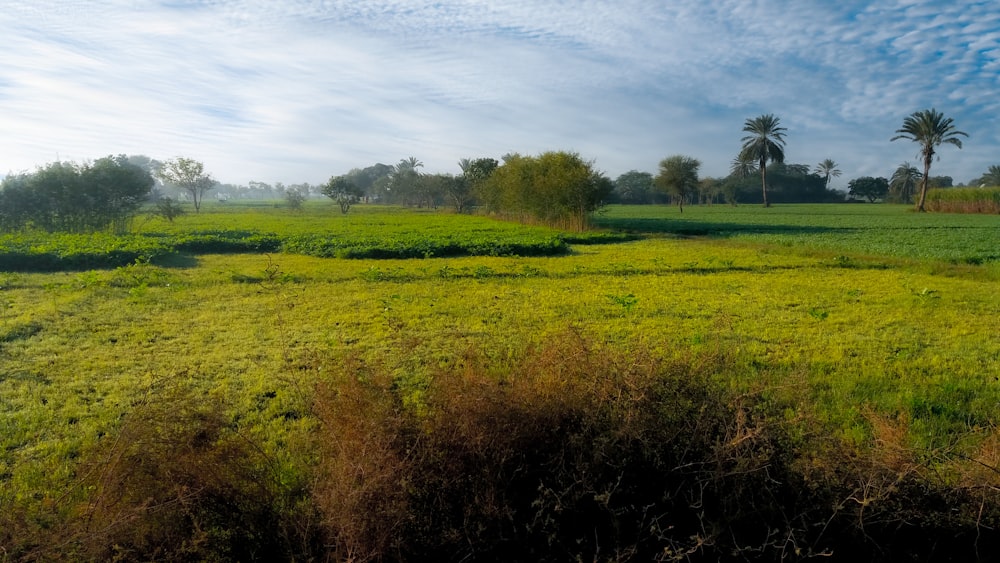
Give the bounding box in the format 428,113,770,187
3,0,999,189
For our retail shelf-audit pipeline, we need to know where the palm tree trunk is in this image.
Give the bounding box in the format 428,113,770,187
916,157,931,212
760,162,769,207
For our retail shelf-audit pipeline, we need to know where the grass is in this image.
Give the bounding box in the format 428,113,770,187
1,201,999,559
595,203,1000,265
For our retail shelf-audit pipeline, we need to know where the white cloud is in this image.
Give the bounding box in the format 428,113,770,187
1,0,997,186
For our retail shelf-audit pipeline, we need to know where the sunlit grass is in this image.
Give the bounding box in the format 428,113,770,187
1,204,998,557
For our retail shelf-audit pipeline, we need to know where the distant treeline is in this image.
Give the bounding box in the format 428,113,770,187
612,162,845,205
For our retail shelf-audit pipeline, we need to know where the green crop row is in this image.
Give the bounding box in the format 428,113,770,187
0,233,171,271
0,227,571,271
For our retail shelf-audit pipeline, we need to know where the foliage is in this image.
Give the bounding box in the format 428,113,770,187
434,173,469,213
613,170,656,204
814,158,842,190
889,162,922,204
452,157,498,212
971,164,1000,188
0,232,171,271
0,156,153,234
156,157,216,212
342,163,394,202
383,157,430,207
848,176,890,202
891,108,968,212
655,155,701,212
739,113,787,207
322,176,363,214
460,156,498,187
151,196,186,223
925,187,1000,214
478,150,613,230
0,207,593,270
721,162,841,204
284,187,307,210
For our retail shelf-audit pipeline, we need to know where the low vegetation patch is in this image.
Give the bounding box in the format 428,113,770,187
925,187,1000,214
5,333,999,561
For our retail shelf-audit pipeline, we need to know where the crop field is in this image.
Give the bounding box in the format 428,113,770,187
1,202,999,560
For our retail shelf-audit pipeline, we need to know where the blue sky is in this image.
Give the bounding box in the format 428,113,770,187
3,0,998,188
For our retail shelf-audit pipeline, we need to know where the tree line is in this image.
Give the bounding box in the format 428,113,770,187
0,108,991,235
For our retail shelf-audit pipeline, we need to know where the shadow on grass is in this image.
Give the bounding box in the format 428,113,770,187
593,217,851,237
150,253,199,269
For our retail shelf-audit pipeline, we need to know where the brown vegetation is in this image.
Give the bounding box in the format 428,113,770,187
4,332,1000,561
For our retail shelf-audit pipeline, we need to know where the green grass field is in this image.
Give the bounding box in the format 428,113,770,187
2,202,999,560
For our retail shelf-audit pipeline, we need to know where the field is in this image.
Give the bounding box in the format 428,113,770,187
2,202,999,560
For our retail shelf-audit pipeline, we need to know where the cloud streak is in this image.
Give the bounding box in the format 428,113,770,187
2,0,998,188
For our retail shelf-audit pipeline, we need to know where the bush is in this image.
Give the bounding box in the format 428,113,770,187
311,333,807,560
309,332,1000,561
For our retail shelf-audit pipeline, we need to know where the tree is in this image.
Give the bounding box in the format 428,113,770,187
450,157,498,212
479,151,612,230
889,162,922,204
890,108,968,212
974,165,1000,187
984,166,1000,187
157,157,216,212
814,159,841,190
613,171,655,204
285,187,307,210
848,176,889,203
387,157,424,206
697,177,724,205
655,155,701,212
0,156,152,233
729,153,758,180
152,197,186,223
739,114,787,207
322,176,364,214
82,155,156,233
927,176,953,188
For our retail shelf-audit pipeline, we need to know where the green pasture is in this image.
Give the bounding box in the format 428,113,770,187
1,202,999,556
596,203,1000,265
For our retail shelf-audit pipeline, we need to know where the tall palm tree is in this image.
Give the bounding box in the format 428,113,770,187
814,159,841,190
890,108,967,212
889,162,922,204
739,114,787,207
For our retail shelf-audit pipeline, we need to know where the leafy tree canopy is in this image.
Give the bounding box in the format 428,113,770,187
655,155,701,212
848,176,889,203
479,151,612,230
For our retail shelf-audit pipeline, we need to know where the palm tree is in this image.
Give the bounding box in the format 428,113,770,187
890,108,967,212
729,153,758,179
396,156,424,174
889,162,922,204
739,114,787,207
814,159,841,190
978,165,1000,187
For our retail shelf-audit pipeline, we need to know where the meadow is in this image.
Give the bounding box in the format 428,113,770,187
1,202,999,560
